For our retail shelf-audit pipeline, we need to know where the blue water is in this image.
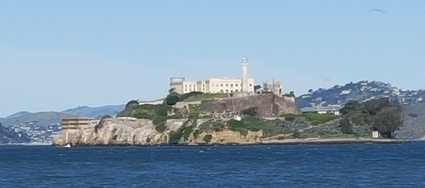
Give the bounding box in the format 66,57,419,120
1,143,425,188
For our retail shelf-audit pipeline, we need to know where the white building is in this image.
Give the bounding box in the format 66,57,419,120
169,58,255,94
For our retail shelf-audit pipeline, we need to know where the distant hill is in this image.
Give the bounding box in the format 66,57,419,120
6,111,31,119
0,104,125,128
296,80,425,108
396,102,425,139
62,104,125,118
0,112,74,127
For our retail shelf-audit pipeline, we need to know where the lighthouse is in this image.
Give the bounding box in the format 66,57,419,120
241,57,249,92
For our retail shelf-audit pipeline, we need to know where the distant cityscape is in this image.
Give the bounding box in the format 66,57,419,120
8,122,60,144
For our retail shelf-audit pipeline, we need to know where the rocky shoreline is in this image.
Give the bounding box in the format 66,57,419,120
52,118,410,147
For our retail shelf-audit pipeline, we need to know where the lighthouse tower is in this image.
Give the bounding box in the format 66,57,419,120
241,57,249,92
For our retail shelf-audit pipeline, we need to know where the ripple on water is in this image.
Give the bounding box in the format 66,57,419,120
0,143,424,187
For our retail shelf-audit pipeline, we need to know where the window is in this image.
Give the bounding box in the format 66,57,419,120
225,89,229,93
230,84,233,88
220,84,223,87
236,84,238,86
249,84,252,87
226,84,228,87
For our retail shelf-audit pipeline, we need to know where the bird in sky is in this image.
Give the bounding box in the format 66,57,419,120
320,76,332,82
369,9,387,14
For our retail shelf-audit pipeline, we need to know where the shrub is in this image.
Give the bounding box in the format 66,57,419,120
228,119,248,136
305,113,338,125
169,131,183,144
155,122,166,133
292,130,301,138
155,105,169,116
193,130,200,138
153,116,168,125
241,107,259,116
203,134,212,143
94,115,112,133
125,100,139,110
284,114,298,122
183,126,194,141
165,95,179,105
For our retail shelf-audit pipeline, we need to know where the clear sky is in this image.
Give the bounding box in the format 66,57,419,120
1,1,424,117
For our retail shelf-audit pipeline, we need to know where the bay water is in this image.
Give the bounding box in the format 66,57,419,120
1,142,424,187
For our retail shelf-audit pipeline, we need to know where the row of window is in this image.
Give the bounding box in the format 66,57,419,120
184,84,253,92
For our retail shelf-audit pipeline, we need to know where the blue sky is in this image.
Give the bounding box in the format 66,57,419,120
1,1,424,117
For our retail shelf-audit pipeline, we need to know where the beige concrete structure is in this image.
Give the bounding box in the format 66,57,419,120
263,80,282,96
170,77,255,94
170,58,255,94
61,117,99,130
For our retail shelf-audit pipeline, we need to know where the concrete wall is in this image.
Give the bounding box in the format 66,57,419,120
171,77,254,94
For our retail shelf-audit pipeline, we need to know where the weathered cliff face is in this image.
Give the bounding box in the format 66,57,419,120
52,118,264,146
203,95,300,116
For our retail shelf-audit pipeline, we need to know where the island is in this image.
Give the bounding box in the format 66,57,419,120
52,92,407,146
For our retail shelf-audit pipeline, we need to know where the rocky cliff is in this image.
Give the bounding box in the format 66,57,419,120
201,95,300,117
52,118,263,146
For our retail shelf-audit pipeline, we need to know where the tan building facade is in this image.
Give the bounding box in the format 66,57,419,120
170,77,255,94
61,117,100,130
170,57,255,94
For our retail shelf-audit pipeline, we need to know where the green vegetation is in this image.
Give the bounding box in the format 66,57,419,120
241,107,259,116
164,91,228,105
168,119,197,144
199,120,224,132
168,131,183,144
193,130,200,138
181,93,228,102
94,115,112,133
226,116,310,137
155,122,166,133
203,134,212,143
283,91,295,98
338,98,403,138
304,113,338,125
116,96,404,142
188,104,201,117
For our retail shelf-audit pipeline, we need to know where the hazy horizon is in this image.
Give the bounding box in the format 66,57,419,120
1,1,424,117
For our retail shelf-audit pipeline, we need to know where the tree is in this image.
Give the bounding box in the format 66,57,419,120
364,97,390,115
340,100,363,115
339,117,353,134
165,94,179,106
125,100,139,110
254,85,262,92
371,106,403,138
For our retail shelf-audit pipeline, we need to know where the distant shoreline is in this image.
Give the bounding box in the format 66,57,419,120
258,138,411,145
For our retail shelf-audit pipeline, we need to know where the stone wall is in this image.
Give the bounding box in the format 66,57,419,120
202,94,299,117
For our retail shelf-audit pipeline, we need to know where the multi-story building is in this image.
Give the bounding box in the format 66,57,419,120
169,58,255,94
60,117,100,130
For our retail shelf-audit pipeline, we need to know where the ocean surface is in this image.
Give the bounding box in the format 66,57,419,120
1,142,425,188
